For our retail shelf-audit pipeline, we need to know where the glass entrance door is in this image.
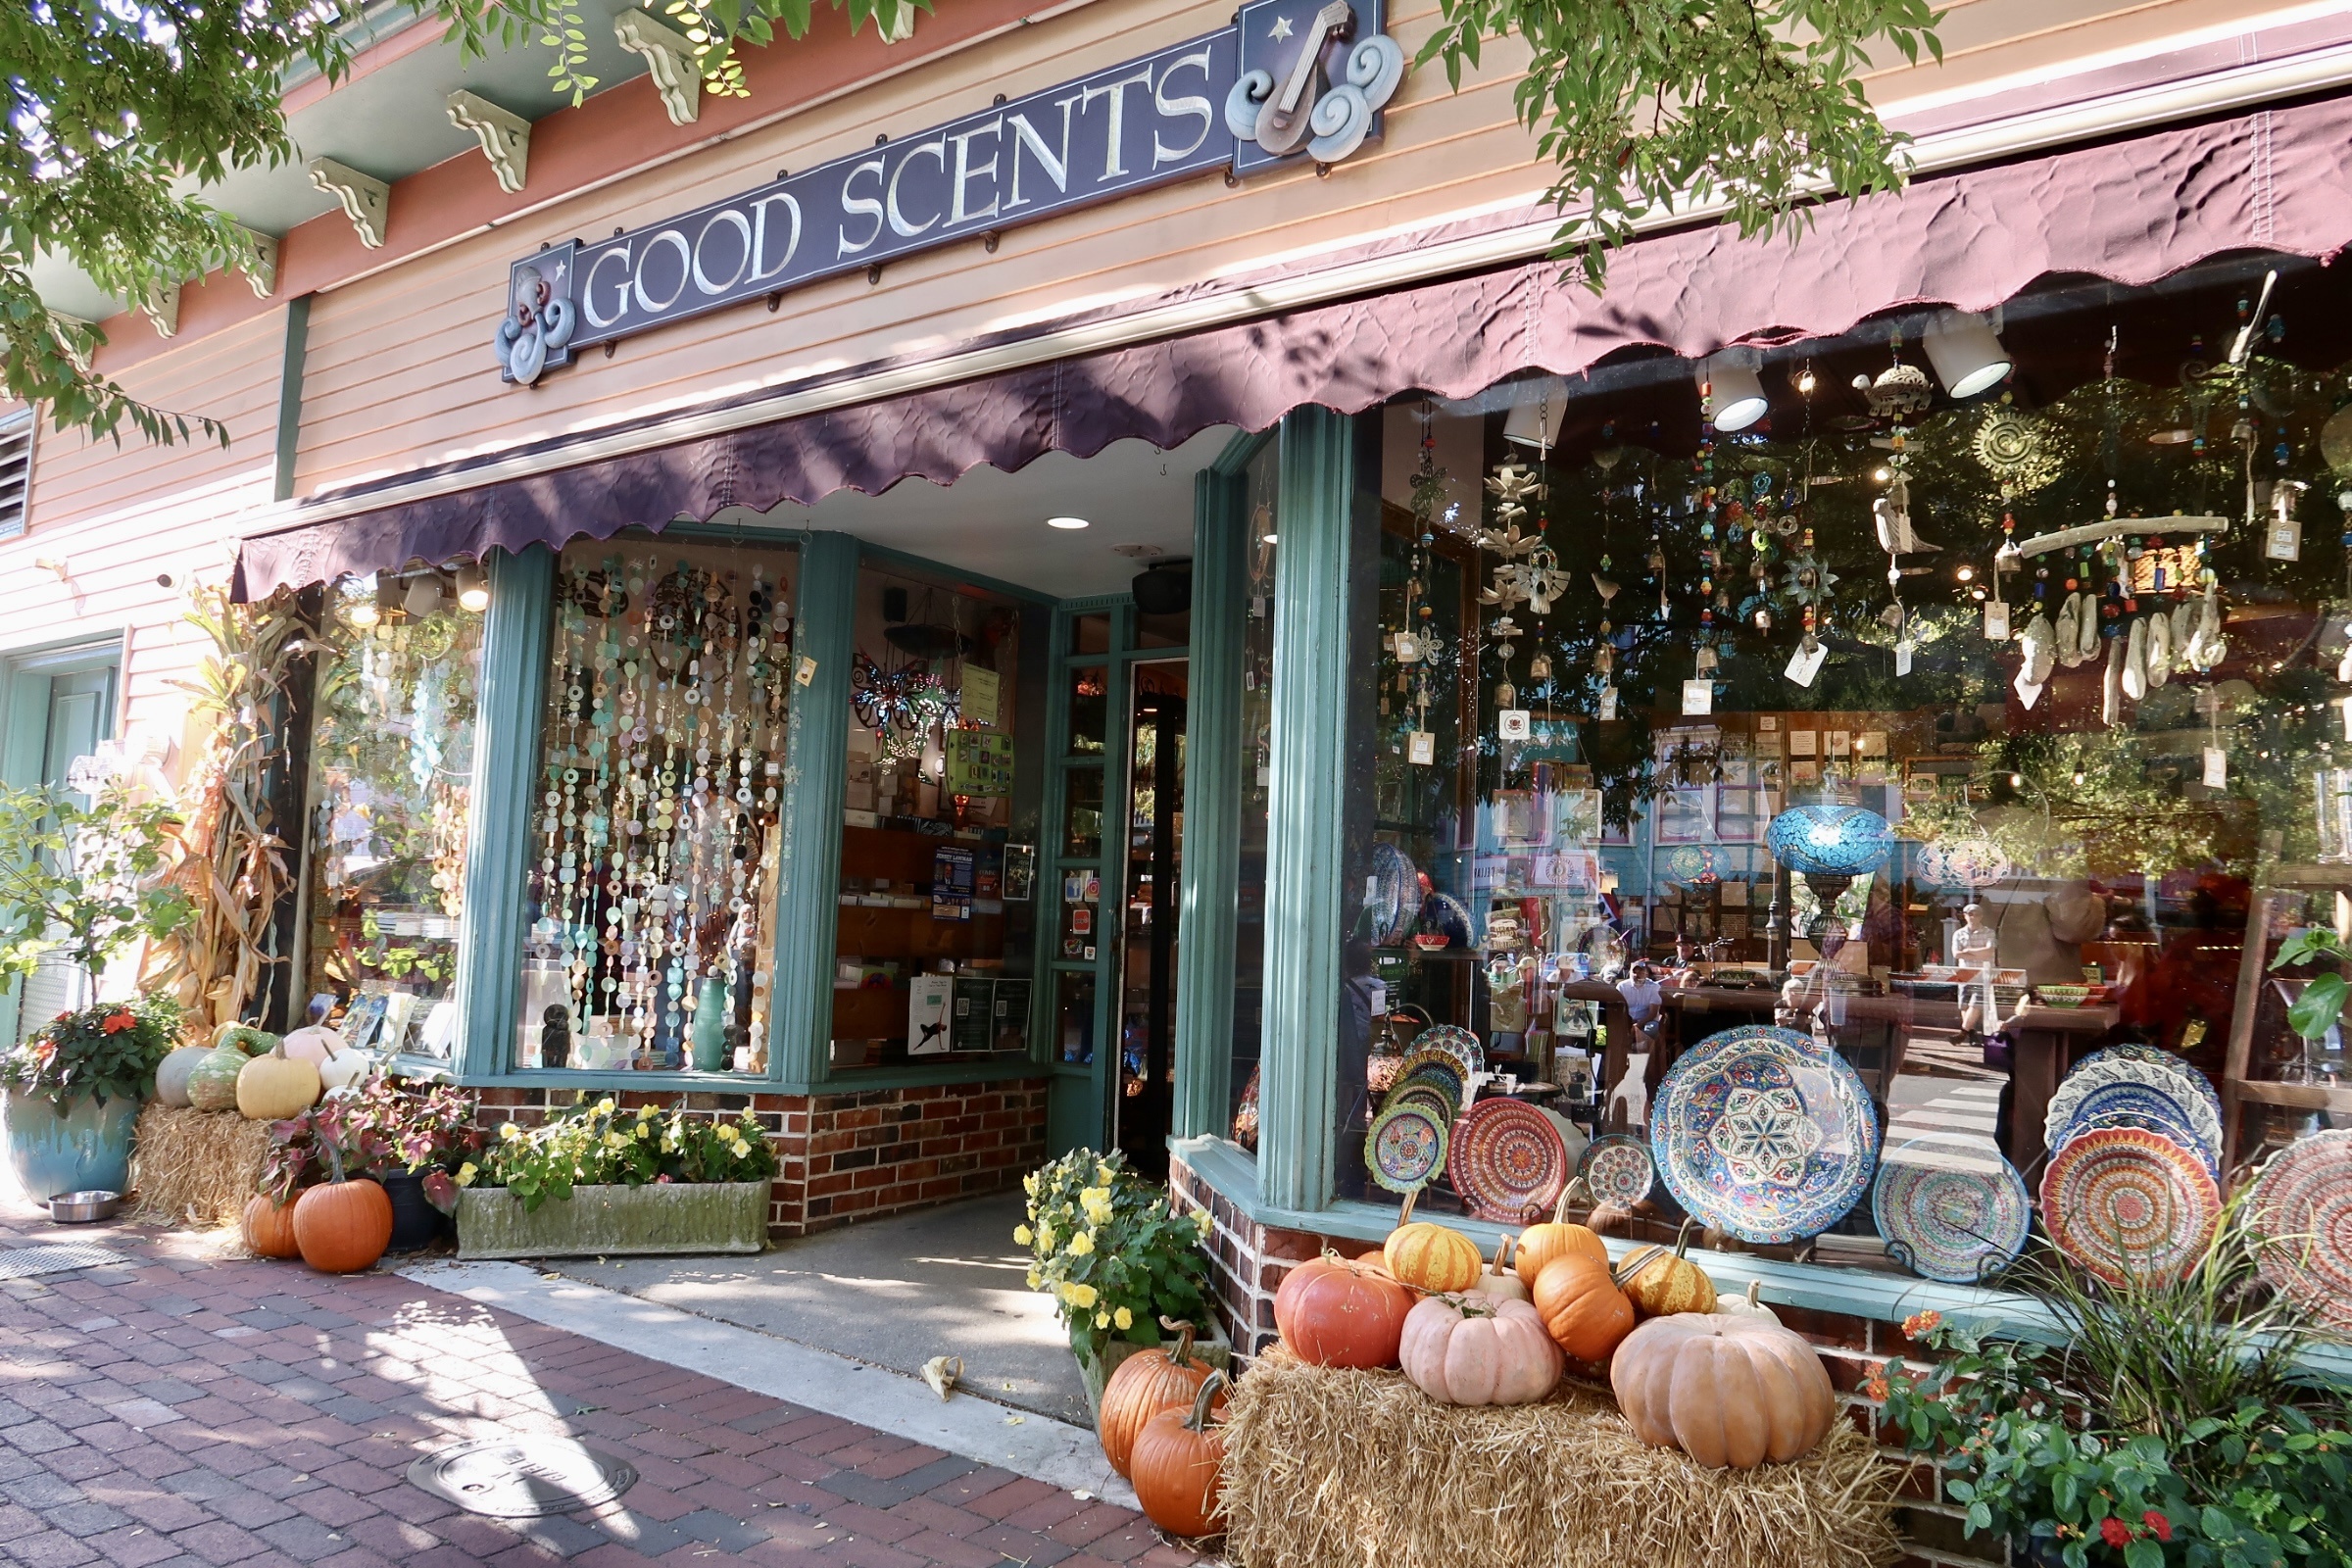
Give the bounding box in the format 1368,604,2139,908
1114,662,1186,1175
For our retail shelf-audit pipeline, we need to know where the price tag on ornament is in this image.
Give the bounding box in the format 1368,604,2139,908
795,655,818,687
1895,639,1915,677
1984,601,2011,641
1785,640,1828,688
1395,632,1421,662
1597,687,1619,721
1408,730,1437,765
2203,747,2229,789
1498,709,1533,740
1681,680,1713,716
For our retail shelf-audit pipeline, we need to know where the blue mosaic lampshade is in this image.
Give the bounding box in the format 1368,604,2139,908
1765,804,1894,877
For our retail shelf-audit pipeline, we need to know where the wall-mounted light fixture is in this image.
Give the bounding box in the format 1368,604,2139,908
1697,350,1768,432
1922,310,2012,399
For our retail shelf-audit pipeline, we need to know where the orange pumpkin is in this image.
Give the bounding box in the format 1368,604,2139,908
292,1177,393,1274
1515,1189,1608,1289
1098,1322,1222,1477
241,1195,300,1259
1620,1218,1718,1317
1531,1251,1635,1363
1273,1251,1412,1368
1611,1313,1836,1468
1130,1374,1229,1539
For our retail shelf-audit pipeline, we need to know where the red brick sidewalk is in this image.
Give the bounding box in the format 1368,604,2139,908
0,1220,1203,1568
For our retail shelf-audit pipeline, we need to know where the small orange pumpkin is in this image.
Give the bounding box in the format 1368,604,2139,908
1130,1373,1229,1539
1515,1188,1608,1288
1098,1321,1222,1477
241,1195,300,1259
1532,1251,1636,1363
1383,1193,1481,1294
292,1146,393,1275
1620,1219,1718,1317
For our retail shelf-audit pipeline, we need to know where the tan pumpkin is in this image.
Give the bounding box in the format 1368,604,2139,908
1515,1188,1609,1288
1620,1219,1717,1317
1129,1374,1229,1539
1611,1313,1837,1469
1531,1251,1636,1363
1468,1235,1531,1304
1715,1279,1782,1326
235,1044,321,1121
1097,1322,1222,1477
1383,1194,1481,1294
1398,1294,1562,1406
241,1196,301,1259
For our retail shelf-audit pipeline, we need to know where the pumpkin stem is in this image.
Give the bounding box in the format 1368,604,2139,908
1552,1182,1580,1226
1186,1372,1227,1433
1611,1244,1664,1289
322,1136,347,1186
1160,1320,1198,1366
1671,1216,1699,1260
1490,1235,1514,1277
1745,1280,1763,1308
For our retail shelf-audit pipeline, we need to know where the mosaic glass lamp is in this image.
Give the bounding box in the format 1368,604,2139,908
1766,804,1894,939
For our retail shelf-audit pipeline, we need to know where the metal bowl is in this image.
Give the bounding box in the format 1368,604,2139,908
48,1190,122,1224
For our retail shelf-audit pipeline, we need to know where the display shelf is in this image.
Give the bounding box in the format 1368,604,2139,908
2224,869,2352,1166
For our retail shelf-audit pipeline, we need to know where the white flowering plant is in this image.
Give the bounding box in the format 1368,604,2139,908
1016,1148,1214,1362
477,1097,777,1211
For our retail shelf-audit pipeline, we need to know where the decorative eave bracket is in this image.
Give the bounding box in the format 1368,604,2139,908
142,283,180,339
614,10,702,126
447,90,532,193
237,226,279,298
307,157,391,249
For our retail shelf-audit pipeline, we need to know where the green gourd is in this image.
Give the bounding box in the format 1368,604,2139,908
186,1027,276,1112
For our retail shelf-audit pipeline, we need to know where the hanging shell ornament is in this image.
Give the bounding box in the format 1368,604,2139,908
1483,464,1544,535
1592,572,1620,606
1521,544,1572,614
2145,609,2173,688
1872,495,1939,555
2020,607,2056,685
2102,635,2126,725
2123,617,2149,701
1864,362,1934,419
1479,564,1532,611
2078,593,2101,662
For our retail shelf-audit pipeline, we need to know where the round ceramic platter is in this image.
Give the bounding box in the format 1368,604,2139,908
2056,1107,2217,1179
1413,1024,1485,1076
1368,842,1419,948
2051,1079,2218,1176
2250,1129,2352,1331
1398,1050,1466,1102
1366,1103,1449,1195
1447,1098,1571,1222
1578,1134,1655,1207
2039,1126,2221,1288
1873,1139,2032,1284
2048,1056,2223,1158
1382,1081,1456,1124
2075,1044,2223,1123
1650,1023,1880,1245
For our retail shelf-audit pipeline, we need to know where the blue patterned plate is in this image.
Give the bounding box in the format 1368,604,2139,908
2052,1080,2219,1179
1650,1023,1880,1245
2073,1044,2223,1124
1873,1139,2031,1284
2048,1055,2222,1163
1577,1133,1655,1207
1413,1024,1485,1076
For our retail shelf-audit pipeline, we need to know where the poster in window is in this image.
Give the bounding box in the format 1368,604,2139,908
960,665,1001,727
932,846,975,921
952,977,996,1053
945,729,1014,797
992,979,1031,1052
1003,844,1035,902
908,975,954,1054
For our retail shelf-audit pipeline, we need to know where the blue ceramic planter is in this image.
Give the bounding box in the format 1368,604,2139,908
1,1089,140,1201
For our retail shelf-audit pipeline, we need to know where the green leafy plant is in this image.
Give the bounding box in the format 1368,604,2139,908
0,994,183,1111
1882,1197,2352,1567
474,1097,778,1211
260,1079,489,1210
0,782,192,983
2270,929,2349,1044
1016,1148,1214,1363
1416,0,1942,290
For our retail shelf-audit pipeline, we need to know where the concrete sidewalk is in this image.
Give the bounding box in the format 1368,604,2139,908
545,1193,1090,1426
0,1210,1201,1568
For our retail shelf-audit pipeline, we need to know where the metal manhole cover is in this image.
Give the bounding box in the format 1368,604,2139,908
408,1438,637,1517
0,1246,127,1281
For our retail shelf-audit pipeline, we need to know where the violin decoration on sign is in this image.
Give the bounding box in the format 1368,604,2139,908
1225,0,1406,167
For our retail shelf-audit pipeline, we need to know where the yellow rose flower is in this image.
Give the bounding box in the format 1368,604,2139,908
1023,1173,1039,1197
1026,1267,1042,1289
1013,1225,1033,1245
455,1162,477,1187
1113,1306,1133,1331
1068,1231,1095,1256
499,1123,520,1142
1068,1283,1098,1309
596,1098,616,1115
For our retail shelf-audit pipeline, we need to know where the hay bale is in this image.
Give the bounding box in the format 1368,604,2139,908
1221,1347,1900,1568
129,1104,270,1231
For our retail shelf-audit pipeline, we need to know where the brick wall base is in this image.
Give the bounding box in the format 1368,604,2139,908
1167,1153,2005,1568
467,1076,1049,1237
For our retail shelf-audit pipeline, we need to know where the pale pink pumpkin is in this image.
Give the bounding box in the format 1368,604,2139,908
1609,1313,1836,1469
1397,1294,1563,1407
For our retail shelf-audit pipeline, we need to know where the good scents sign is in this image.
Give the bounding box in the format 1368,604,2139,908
493,0,1401,383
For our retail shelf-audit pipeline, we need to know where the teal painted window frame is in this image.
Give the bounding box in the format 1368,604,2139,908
0,635,123,1048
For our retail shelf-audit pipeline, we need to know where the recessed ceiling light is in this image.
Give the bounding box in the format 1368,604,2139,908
1047,515,1090,530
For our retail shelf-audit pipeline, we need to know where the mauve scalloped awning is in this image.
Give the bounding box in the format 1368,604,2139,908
237,91,2352,598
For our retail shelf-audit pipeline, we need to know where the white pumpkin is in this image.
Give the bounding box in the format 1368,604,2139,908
1714,1280,1782,1327
279,1025,343,1065
1468,1234,1532,1305
315,1038,373,1093
156,1045,214,1108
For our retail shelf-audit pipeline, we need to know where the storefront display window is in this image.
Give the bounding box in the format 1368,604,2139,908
1335,255,2352,1294
306,569,484,1060
1231,441,1278,1149
831,561,1048,1069
515,539,795,1074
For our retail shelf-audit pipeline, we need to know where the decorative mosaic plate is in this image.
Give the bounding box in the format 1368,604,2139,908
2249,1129,2352,1331
1398,1050,1466,1106
1413,1025,1485,1076
2039,1126,2221,1288
1368,841,1420,948
1367,1103,1449,1195
1650,1024,1880,1245
2074,1044,2224,1124
2051,1080,2218,1178
1873,1140,2031,1284
1577,1134,1655,1207
1381,1081,1457,1125
1447,1098,1570,1222
2048,1056,2223,1161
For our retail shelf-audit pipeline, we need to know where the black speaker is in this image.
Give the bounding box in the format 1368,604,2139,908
1133,560,1192,615
881,585,909,621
